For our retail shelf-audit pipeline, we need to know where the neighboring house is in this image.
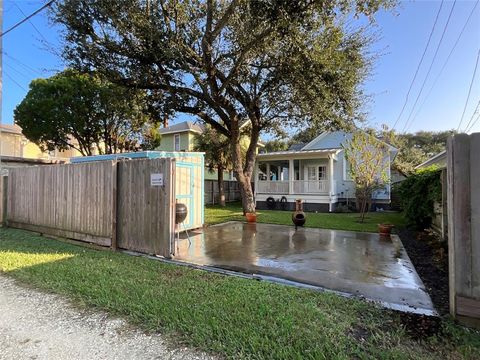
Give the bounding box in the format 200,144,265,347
415,150,448,240
0,123,82,160
415,150,446,170
255,131,398,212
156,120,264,180
391,168,407,184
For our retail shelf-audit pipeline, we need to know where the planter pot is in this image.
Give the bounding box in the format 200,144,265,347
245,212,257,223
378,224,394,235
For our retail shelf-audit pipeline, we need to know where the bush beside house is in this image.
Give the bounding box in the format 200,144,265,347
395,166,442,229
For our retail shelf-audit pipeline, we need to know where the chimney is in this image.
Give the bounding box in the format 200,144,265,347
163,115,169,128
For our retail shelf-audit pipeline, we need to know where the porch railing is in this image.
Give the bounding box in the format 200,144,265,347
257,181,289,194
293,180,330,194
256,180,334,194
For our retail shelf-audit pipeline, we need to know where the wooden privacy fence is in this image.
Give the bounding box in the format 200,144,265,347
447,133,480,325
4,159,176,258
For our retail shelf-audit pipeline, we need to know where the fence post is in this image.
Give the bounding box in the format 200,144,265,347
447,133,480,327
0,176,7,227
111,161,118,250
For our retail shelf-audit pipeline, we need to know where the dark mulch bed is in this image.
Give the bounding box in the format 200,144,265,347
398,228,449,316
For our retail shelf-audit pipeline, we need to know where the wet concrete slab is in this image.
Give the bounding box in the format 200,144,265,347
174,222,436,315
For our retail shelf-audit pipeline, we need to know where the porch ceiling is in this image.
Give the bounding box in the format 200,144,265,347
257,148,341,161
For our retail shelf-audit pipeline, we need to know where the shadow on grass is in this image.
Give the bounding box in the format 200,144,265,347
0,227,479,359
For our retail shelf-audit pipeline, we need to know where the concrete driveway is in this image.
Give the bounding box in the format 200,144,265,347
174,222,436,315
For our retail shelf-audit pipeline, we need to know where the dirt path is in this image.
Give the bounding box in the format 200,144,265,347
0,275,216,360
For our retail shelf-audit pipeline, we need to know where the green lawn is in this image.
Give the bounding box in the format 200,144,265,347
0,227,479,359
206,202,406,233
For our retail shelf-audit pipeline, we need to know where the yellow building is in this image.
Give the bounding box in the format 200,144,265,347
0,123,82,168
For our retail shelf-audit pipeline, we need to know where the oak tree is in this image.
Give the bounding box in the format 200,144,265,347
53,0,394,212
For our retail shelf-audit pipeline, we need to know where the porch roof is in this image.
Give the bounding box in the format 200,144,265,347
257,148,341,160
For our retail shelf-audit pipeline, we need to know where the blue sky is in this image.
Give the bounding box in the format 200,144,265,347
2,0,480,134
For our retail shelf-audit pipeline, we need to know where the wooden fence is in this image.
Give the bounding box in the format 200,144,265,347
204,180,241,205
4,159,175,257
447,133,480,325
0,176,6,226
117,158,175,257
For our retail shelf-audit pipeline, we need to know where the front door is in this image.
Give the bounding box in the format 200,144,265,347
307,165,328,192
176,162,194,229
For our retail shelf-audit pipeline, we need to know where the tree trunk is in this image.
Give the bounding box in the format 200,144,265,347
230,124,256,214
217,164,226,207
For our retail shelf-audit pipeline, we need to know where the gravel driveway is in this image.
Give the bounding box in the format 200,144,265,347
0,275,216,360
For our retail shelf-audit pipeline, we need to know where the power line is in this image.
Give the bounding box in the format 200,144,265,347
408,1,479,127
457,49,480,132
13,1,55,50
4,71,27,92
465,112,480,133
464,99,480,133
3,52,42,75
3,62,33,81
403,0,457,132
392,0,444,130
0,0,56,38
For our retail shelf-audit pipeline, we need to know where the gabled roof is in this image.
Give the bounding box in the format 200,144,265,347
415,150,446,170
288,143,306,151
0,123,23,135
302,131,398,153
159,121,204,135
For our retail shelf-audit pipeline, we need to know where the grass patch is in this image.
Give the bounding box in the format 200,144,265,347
206,202,406,232
0,228,479,359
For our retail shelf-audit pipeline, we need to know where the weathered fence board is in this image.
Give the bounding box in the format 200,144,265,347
447,133,480,325
7,162,116,246
117,158,175,257
0,176,7,226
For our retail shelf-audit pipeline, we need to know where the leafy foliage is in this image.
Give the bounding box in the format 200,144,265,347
14,70,159,156
395,166,442,229
52,0,395,212
343,131,389,222
381,128,455,175
194,126,234,206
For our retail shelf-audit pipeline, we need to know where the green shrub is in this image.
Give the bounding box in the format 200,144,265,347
395,166,442,229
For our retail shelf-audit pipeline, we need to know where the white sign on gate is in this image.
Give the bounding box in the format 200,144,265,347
150,173,164,186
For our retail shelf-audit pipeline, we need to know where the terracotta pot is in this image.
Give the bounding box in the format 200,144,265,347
245,212,257,223
378,224,394,235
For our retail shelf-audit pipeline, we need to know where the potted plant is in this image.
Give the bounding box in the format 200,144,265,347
378,223,394,236
245,212,257,223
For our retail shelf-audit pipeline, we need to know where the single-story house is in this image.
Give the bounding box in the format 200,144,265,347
254,131,398,212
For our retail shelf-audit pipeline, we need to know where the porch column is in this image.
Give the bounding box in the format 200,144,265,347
289,159,294,195
329,155,334,212
266,163,271,182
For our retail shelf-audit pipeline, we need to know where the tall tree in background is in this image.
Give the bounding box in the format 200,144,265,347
14,70,160,155
343,131,389,222
382,128,455,174
194,126,235,207
53,0,394,213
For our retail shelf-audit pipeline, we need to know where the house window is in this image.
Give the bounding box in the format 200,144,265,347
318,166,327,180
174,134,180,151
307,165,327,181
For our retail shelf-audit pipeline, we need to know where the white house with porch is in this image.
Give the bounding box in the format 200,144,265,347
254,131,398,212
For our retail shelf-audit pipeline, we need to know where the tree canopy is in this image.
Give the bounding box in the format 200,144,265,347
53,0,395,212
14,70,160,156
